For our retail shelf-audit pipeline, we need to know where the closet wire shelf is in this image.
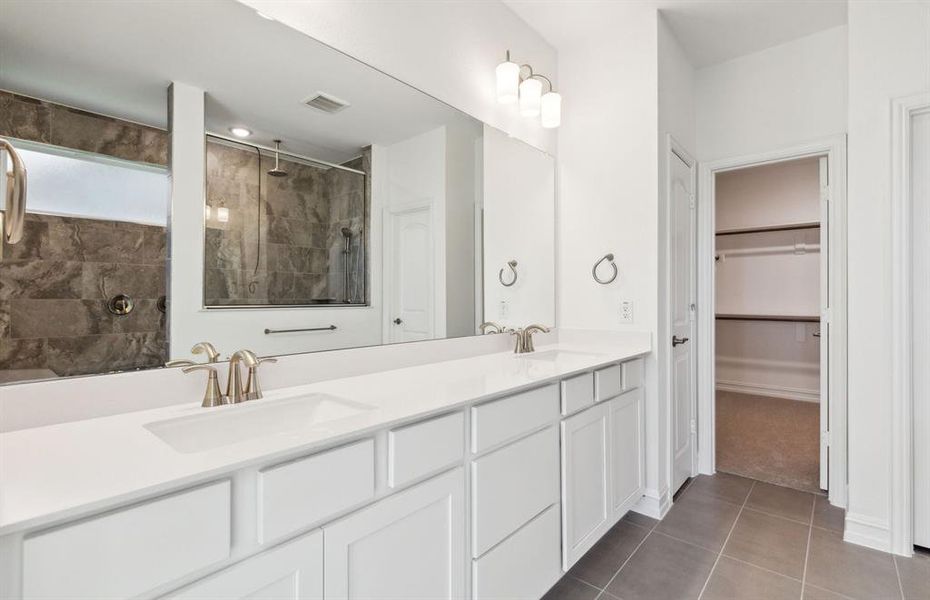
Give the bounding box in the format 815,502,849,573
715,314,819,323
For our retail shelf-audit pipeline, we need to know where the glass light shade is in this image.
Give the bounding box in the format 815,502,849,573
541,91,562,128
496,60,519,104
519,78,542,117
216,207,229,223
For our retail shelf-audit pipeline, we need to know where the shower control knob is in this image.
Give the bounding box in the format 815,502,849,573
393,318,403,325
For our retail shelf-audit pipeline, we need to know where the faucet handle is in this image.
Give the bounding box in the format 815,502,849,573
192,342,220,363
182,365,226,408
166,359,196,368
244,357,277,401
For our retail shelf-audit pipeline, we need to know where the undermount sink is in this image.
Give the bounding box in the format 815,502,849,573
145,393,374,454
518,349,603,362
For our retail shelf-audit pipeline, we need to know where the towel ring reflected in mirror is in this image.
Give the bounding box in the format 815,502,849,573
499,259,518,287
592,253,618,284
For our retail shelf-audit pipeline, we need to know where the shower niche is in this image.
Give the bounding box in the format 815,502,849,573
204,137,368,307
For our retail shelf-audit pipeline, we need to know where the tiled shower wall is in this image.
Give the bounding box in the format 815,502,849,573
0,90,169,381
204,140,368,306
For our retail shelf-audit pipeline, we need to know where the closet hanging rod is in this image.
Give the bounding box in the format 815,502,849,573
715,222,820,236
717,243,820,260
715,314,819,323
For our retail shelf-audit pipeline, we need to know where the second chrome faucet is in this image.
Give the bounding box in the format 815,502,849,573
184,347,277,407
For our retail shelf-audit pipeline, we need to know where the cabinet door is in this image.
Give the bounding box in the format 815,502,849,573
609,388,644,521
324,468,466,600
168,530,322,600
560,403,610,570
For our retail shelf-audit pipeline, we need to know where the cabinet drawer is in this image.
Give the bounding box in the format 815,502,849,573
472,504,561,600
258,439,374,543
389,411,464,488
23,481,231,600
561,372,594,415
471,426,559,557
623,359,644,391
595,364,623,401
471,384,559,453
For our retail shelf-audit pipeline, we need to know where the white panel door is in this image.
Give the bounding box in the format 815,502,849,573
561,403,610,570
819,155,830,491
323,468,465,600
387,205,434,343
912,108,930,548
169,530,322,600
670,148,696,494
609,388,645,520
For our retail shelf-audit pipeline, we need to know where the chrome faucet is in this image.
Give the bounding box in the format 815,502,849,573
182,365,225,408
479,321,505,334
226,350,259,404
244,356,277,401
511,324,551,354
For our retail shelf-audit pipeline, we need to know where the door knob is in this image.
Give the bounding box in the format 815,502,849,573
672,336,689,347
393,318,403,325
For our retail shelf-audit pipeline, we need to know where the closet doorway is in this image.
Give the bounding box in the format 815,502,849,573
697,137,847,507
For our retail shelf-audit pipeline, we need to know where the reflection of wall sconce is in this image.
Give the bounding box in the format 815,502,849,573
216,207,229,223
496,50,561,129
499,259,518,287
204,206,212,220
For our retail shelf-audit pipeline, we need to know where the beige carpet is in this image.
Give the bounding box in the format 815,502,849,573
715,391,822,493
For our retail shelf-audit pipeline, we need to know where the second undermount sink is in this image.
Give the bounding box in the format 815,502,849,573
145,393,374,454
518,349,603,362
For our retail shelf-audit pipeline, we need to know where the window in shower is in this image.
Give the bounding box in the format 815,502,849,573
203,136,369,307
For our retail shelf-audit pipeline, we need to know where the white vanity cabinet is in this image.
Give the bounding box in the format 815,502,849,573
168,530,323,600
560,359,645,570
323,468,466,600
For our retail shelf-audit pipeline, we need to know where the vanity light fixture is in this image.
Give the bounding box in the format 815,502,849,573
229,126,252,138
496,50,560,128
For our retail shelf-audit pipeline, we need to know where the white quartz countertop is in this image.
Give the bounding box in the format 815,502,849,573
0,340,649,535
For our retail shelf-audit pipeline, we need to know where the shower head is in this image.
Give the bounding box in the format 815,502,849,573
267,140,288,177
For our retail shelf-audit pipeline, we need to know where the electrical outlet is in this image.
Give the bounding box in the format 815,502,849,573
499,299,510,318
620,300,634,324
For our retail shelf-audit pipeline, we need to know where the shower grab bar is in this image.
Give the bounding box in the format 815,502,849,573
264,325,337,335
0,138,28,256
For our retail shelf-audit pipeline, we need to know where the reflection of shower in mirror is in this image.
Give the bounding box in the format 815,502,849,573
341,226,360,303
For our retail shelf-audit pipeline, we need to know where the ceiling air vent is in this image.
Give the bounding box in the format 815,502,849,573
302,92,350,114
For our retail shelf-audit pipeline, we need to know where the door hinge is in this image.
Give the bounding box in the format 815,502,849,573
689,194,695,209
821,430,830,447
690,419,697,434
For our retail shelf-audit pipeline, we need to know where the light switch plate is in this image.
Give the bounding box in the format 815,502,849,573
620,300,634,324
499,299,510,318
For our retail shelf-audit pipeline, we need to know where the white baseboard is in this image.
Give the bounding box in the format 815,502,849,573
844,512,892,553
716,380,820,403
631,487,671,520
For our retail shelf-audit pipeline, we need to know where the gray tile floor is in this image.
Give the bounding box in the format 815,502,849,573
544,473,930,600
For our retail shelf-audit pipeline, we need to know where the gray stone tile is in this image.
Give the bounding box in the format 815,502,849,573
142,226,167,265
0,301,9,338
656,487,742,551
81,263,163,300
47,218,144,263
812,494,844,533
0,260,83,300
0,91,51,143
112,299,164,334
722,508,809,579
49,103,167,166
702,556,801,600
0,338,47,370
541,575,600,600
10,299,111,338
3,217,50,260
684,473,754,505
805,527,900,599
606,532,717,600
746,482,815,524
622,511,659,530
896,550,930,600
568,519,649,588
46,331,165,377
802,584,854,600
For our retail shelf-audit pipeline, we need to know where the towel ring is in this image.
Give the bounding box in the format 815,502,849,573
499,260,518,287
592,253,618,285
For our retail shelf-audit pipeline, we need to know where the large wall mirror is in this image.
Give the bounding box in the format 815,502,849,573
0,0,556,385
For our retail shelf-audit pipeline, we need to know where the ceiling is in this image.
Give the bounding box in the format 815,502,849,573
0,0,474,163
506,0,848,69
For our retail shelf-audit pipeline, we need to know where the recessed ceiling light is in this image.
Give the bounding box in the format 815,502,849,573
229,127,252,138
256,11,275,21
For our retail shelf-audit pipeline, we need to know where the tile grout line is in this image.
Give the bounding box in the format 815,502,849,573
892,555,906,600
594,522,658,599
799,492,817,598
697,480,756,600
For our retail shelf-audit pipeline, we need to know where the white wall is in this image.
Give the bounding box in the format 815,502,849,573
482,126,556,328
715,158,821,230
170,86,385,360
695,25,848,161
237,0,557,156
845,0,930,552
